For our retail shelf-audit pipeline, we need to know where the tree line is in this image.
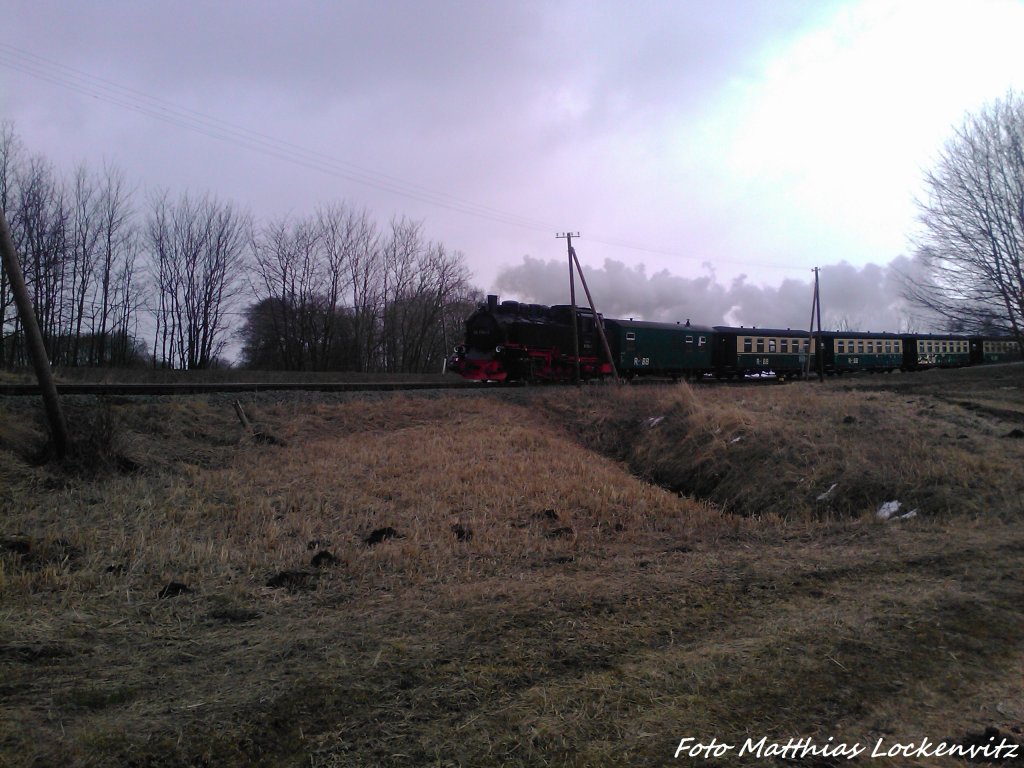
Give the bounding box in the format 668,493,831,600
9,83,1024,371
0,123,478,372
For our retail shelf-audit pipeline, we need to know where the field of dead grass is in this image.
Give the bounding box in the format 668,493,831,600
1,367,1023,766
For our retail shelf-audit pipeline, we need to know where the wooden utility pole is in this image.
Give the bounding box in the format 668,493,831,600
557,232,581,383
0,207,69,458
814,267,824,382
556,233,620,384
804,267,824,382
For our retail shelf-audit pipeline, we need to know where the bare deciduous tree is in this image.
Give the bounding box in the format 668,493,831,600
906,91,1024,347
149,192,249,369
0,123,22,366
91,164,139,366
249,214,325,369
317,203,379,370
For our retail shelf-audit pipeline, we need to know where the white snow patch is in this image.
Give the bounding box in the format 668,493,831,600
647,416,665,428
816,483,838,502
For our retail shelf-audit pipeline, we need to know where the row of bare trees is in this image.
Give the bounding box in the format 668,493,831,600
243,207,477,372
0,123,478,372
1,125,142,367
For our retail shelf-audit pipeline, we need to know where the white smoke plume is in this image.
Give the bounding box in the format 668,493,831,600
495,254,939,332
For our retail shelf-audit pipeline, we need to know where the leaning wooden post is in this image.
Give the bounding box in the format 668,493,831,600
233,400,254,436
0,206,69,458
569,246,620,382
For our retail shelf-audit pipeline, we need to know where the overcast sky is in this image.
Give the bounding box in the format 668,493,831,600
4,0,1024,331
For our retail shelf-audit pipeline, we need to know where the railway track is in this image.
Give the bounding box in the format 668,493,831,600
0,380,486,396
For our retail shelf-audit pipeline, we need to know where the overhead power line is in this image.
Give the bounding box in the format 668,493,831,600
0,42,809,274
0,43,560,231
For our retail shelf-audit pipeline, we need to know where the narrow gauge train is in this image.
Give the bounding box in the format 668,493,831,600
446,294,1022,383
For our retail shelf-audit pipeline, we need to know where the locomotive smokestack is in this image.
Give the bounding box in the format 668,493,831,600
487,294,498,312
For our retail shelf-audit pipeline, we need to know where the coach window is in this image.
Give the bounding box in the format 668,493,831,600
781,339,789,353
743,337,752,353
756,339,765,352
768,339,777,353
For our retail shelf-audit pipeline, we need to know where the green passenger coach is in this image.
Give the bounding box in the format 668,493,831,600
971,336,1023,364
900,334,971,370
822,332,903,373
712,327,813,378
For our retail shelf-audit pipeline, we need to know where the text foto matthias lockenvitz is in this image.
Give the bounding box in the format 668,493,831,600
674,735,1020,761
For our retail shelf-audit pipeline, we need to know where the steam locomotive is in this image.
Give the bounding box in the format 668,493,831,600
446,295,1022,382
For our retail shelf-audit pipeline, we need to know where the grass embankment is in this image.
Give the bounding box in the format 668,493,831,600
1,372,1023,766
550,379,1024,518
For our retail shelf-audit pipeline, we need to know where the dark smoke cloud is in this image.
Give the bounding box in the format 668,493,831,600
495,254,940,332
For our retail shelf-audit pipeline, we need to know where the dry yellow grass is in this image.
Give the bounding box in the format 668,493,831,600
1,369,1022,766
